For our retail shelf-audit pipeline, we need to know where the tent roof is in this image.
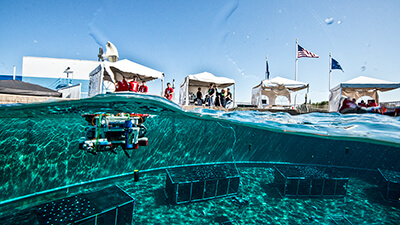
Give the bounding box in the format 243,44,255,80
183,72,235,88
331,76,400,92
254,76,309,91
103,59,164,82
0,80,62,97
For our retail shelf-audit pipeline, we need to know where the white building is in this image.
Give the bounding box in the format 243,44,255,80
22,56,101,98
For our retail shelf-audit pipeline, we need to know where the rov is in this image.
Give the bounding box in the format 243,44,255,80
79,113,149,158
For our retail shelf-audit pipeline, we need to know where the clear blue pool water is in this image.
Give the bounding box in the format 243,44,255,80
0,93,399,224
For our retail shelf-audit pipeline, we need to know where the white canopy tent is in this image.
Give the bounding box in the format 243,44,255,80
179,72,235,106
328,76,400,112
251,76,309,108
88,59,164,97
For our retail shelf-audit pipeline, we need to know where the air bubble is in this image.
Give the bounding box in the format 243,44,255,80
325,18,334,25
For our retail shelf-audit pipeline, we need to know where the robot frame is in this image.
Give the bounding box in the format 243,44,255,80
79,113,149,158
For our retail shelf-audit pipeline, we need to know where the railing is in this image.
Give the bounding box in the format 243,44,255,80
381,101,400,107
49,77,63,89
302,104,329,112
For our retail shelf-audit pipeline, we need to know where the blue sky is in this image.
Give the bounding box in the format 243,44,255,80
1,0,400,103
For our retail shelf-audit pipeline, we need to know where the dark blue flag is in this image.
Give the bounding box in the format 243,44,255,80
266,57,270,79
331,58,344,72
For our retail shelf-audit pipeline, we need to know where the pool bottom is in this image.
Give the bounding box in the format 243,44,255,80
1,167,400,224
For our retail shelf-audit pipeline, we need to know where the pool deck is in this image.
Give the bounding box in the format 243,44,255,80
182,105,328,115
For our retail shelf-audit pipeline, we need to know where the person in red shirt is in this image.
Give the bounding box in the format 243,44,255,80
164,83,174,100
358,100,367,107
139,81,148,93
115,78,129,91
129,76,139,92
368,99,378,107
339,97,357,113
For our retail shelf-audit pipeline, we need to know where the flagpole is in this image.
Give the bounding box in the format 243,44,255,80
295,39,298,81
265,55,268,80
329,52,332,91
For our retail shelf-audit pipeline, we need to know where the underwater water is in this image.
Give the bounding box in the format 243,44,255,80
0,93,399,224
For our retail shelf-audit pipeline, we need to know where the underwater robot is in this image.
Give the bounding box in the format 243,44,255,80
79,113,149,158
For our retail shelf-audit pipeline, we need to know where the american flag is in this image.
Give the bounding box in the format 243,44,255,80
297,45,319,58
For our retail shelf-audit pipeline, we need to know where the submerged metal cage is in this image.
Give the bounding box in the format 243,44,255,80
378,169,400,202
165,164,240,204
0,185,135,225
274,165,349,198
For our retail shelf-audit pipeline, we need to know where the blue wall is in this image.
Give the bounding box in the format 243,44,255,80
0,75,22,81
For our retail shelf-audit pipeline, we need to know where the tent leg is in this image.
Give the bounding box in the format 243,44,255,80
233,84,236,107
99,64,104,95
161,76,164,97
186,77,189,106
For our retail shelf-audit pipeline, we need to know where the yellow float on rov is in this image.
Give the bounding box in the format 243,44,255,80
79,113,149,158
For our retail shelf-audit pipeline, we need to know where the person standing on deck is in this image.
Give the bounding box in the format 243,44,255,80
196,87,203,106
208,83,215,107
139,81,148,93
225,88,233,108
115,77,129,91
129,76,139,92
220,89,226,107
164,83,174,100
